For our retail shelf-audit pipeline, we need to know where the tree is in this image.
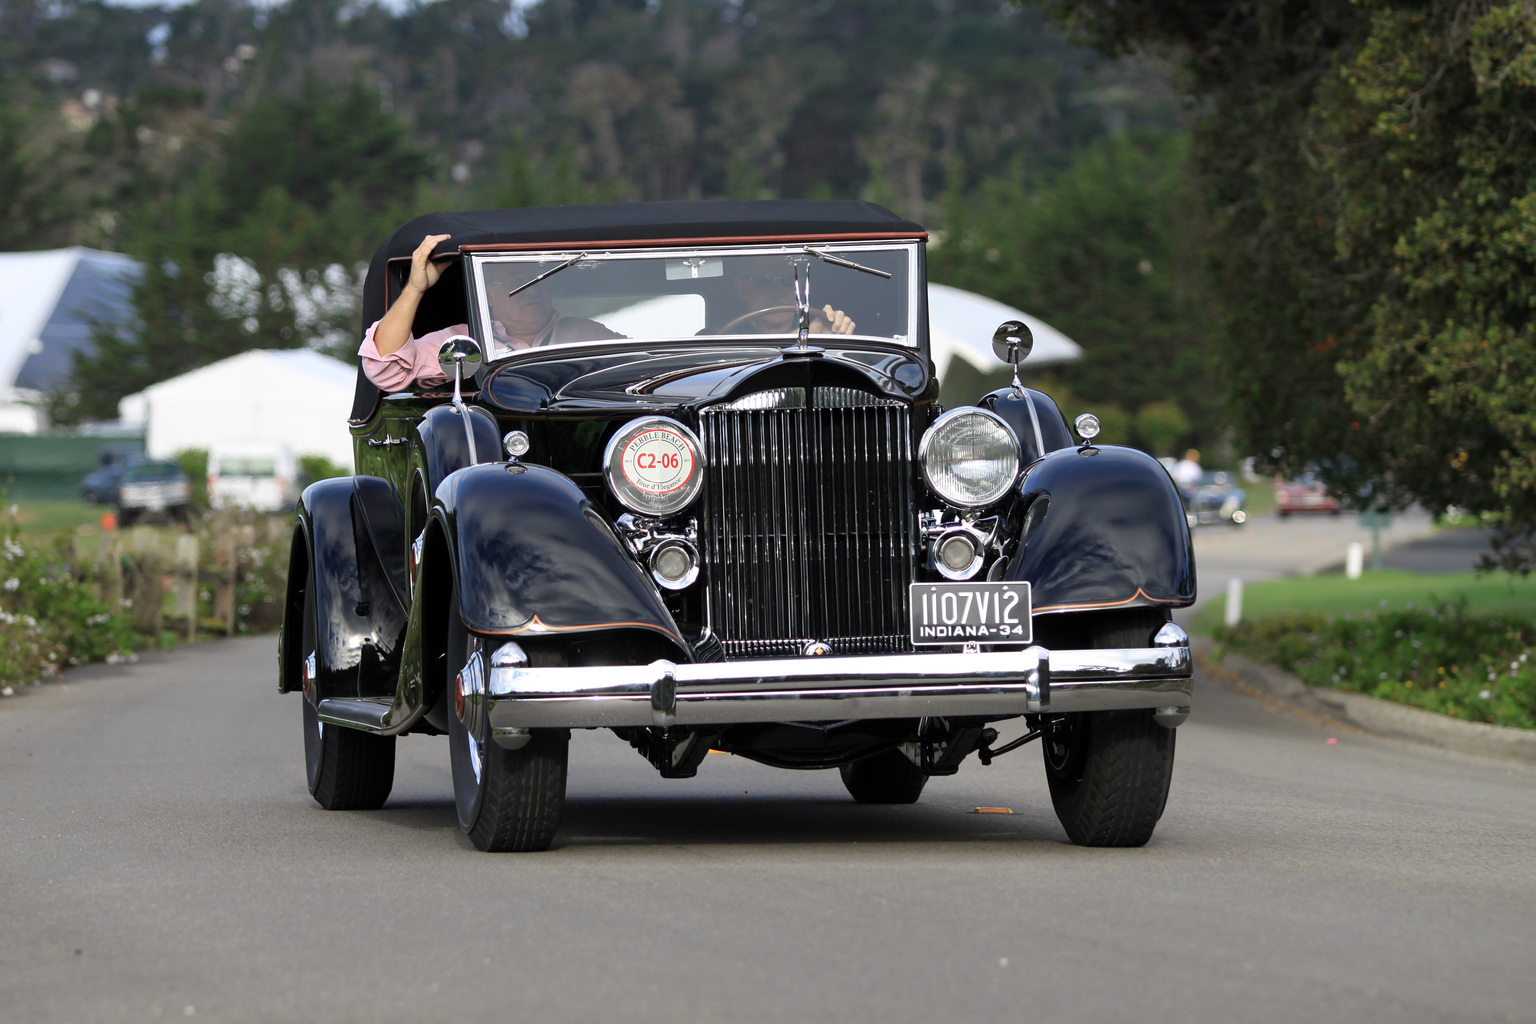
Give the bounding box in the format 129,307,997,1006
932,131,1220,448
1043,0,1536,569
56,79,431,423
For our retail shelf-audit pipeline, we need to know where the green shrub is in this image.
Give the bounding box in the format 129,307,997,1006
298,454,350,488
174,448,210,509
1135,401,1192,457
1217,601,1536,730
0,514,139,687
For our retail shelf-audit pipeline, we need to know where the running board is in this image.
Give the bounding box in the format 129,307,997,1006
316,697,395,731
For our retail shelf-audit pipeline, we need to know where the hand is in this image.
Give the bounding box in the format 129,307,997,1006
407,233,453,295
812,304,856,335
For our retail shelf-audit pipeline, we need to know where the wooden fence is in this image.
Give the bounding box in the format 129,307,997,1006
73,515,290,640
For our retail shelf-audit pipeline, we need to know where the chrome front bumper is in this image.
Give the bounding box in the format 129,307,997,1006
478,625,1193,743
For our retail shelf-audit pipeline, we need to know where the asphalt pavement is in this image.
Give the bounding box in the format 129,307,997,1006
3,632,1534,1024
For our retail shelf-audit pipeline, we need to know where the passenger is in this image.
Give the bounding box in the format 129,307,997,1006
360,233,624,391
712,255,857,335
1172,449,1203,488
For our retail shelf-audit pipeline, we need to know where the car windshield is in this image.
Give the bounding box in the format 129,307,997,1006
123,462,181,482
218,457,276,477
467,242,918,362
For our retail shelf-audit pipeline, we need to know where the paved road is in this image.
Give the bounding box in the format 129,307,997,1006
1189,507,1436,589
3,636,1534,1023
1373,526,1495,574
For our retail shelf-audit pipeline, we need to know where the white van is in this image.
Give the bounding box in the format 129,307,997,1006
208,443,299,512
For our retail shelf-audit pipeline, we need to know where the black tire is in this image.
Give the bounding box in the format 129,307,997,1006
446,590,567,852
1040,608,1176,847
839,748,927,804
301,574,396,810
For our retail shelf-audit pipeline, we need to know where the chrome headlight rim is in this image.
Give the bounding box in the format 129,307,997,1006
918,407,1022,509
602,416,706,518
649,539,701,590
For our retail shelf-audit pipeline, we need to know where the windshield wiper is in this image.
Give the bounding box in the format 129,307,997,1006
803,247,892,279
508,251,589,297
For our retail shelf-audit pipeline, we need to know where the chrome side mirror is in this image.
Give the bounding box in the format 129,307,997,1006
437,335,483,377
991,320,1033,395
438,335,483,463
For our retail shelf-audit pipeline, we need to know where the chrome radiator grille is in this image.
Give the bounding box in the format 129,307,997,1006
699,402,916,660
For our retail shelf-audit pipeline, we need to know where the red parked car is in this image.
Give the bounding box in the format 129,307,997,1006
1276,473,1340,516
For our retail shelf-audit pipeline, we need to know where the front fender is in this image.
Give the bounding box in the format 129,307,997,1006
980,387,1074,463
415,402,502,497
435,462,688,655
282,477,371,699
1007,445,1195,614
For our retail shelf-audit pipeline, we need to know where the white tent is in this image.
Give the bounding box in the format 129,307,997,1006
119,349,356,469
927,283,1082,377
0,247,140,433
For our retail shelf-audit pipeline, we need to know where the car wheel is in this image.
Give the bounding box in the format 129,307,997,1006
446,590,567,852
300,579,396,810
118,507,138,527
839,748,927,804
1040,608,1176,847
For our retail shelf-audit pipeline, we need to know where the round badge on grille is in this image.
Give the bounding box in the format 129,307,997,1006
603,416,705,517
802,640,832,656
621,427,695,495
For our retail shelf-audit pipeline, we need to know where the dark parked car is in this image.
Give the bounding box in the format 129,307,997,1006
81,443,144,504
116,459,193,525
282,201,1195,852
1182,470,1248,527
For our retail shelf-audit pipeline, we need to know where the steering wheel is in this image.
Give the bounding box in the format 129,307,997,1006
714,305,803,334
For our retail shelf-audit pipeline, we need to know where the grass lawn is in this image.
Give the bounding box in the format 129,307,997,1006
1194,569,1536,634
11,501,114,535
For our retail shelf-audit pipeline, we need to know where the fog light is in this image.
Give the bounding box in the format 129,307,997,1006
934,530,982,580
649,540,699,590
503,430,530,459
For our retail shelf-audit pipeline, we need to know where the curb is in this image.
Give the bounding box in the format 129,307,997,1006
1192,636,1536,768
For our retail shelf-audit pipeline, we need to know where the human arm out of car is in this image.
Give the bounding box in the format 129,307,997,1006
359,321,461,391
372,233,453,357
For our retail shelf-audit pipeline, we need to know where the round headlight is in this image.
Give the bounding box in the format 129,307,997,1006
919,408,1021,508
603,416,705,517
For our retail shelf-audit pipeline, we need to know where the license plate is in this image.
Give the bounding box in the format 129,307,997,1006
909,581,1032,646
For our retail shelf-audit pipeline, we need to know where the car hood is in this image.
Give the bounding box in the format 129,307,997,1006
479,340,933,415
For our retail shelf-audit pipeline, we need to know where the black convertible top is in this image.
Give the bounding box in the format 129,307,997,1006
351,200,924,421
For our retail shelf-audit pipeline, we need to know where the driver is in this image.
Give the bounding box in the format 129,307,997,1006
360,234,624,391
714,255,857,335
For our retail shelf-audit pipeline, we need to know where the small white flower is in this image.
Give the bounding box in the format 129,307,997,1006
1479,689,1493,700
3,578,18,592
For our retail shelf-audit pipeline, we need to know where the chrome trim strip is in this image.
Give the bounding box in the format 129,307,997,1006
484,644,1191,730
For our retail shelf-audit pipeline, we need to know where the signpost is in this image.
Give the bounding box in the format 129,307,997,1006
1358,509,1393,571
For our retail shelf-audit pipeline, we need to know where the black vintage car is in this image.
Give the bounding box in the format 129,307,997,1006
281,201,1196,851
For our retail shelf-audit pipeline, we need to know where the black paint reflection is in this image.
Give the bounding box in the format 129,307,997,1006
1008,445,1195,612
439,464,686,650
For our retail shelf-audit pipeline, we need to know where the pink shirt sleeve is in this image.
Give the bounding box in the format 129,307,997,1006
358,320,462,391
